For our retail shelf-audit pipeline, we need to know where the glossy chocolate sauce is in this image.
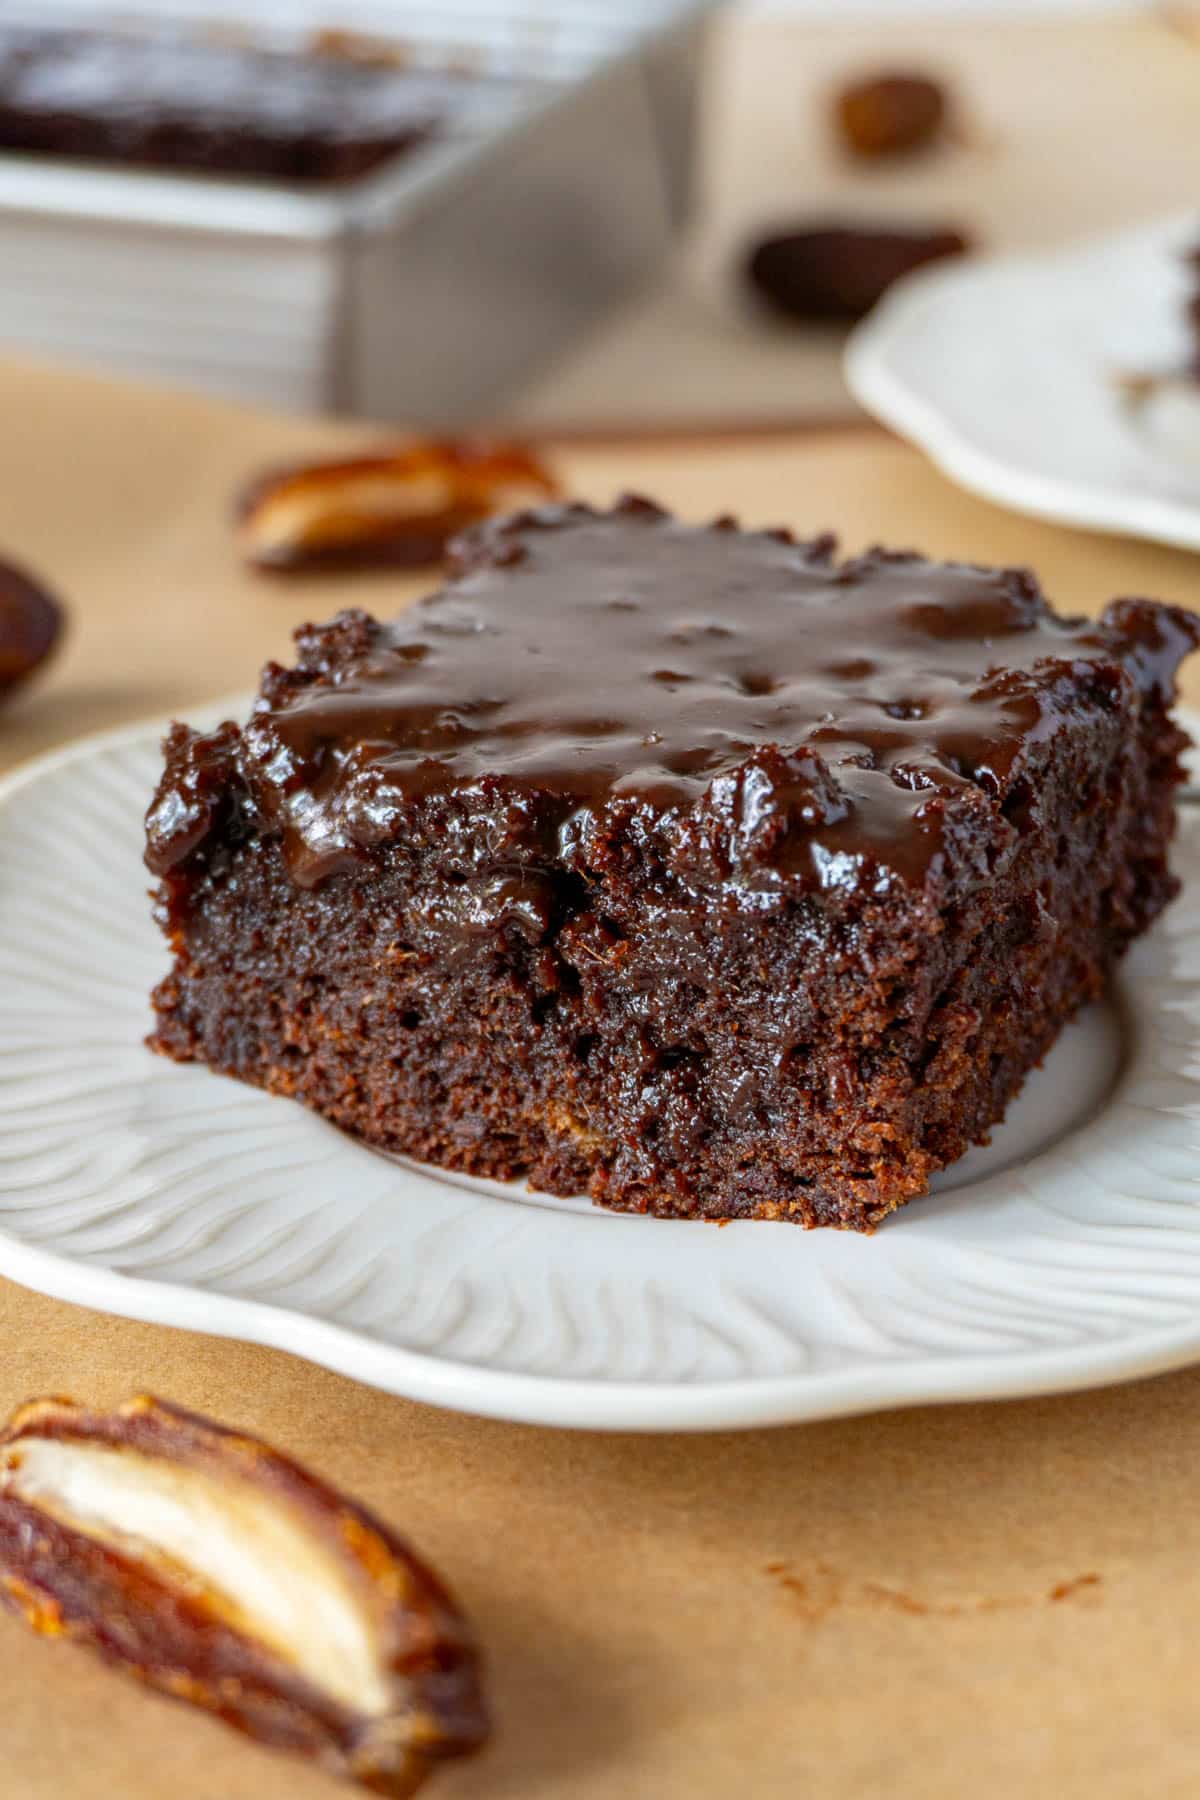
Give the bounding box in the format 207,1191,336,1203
148,499,1200,893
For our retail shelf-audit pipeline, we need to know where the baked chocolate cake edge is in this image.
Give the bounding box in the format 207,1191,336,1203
0,26,447,184
144,496,1200,1229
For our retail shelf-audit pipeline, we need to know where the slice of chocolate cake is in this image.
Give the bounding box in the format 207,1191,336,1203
0,26,451,184
145,497,1200,1228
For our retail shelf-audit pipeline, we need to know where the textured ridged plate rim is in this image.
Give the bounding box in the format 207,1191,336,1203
844,211,1200,552
0,707,1199,1432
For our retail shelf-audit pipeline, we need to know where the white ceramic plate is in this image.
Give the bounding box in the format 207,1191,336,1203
845,213,1200,551
3,710,1200,1432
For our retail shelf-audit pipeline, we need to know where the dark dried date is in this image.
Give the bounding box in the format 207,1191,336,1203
0,1395,487,1796
835,72,947,159
237,437,559,573
745,223,970,324
0,558,63,701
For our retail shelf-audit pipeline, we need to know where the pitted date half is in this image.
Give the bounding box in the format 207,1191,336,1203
237,437,559,573
0,1395,487,1795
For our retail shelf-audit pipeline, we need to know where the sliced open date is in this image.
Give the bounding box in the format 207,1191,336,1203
237,438,560,573
0,558,63,701
0,1395,487,1796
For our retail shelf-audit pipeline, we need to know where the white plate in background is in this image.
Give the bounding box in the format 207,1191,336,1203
846,212,1200,551
1,712,1200,1431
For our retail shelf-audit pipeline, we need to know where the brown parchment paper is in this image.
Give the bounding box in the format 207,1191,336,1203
1,356,1200,1800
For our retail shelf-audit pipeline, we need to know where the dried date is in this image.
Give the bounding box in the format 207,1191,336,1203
745,223,971,324
0,558,63,702
0,1395,487,1795
834,72,948,159
237,438,559,573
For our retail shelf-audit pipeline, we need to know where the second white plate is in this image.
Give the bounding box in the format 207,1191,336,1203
1,713,1200,1431
846,212,1200,551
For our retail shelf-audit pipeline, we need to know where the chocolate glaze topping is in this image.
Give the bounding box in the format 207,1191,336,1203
147,497,1200,895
